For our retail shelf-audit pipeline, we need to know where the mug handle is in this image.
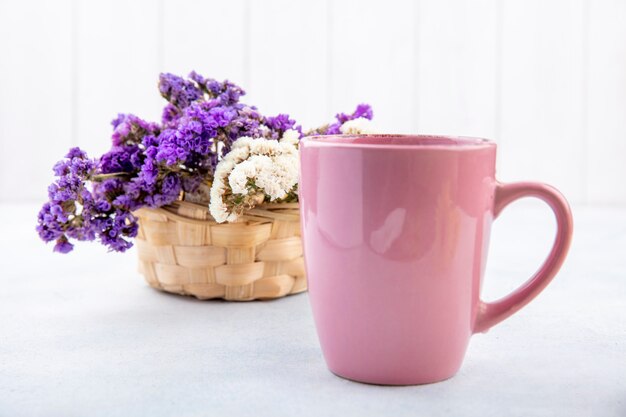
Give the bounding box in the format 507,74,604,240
473,181,573,333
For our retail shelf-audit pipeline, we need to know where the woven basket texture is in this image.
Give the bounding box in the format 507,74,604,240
134,201,306,301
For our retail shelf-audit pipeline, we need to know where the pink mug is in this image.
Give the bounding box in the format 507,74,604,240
298,135,573,385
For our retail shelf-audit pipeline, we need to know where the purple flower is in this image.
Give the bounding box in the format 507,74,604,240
325,103,374,135
159,73,203,109
112,194,137,210
52,161,68,176
99,145,143,174
210,106,237,127
188,71,207,86
189,71,245,106
37,148,140,253
161,174,181,196
215,80,245,105
266,114,296,135
138,158,158,186
66,147,87,159
336,103,373,123
143,174,181,208
224,105,266,141
155,101,239,171
111,114,159,146
54,236,74,254
161,103,181,126
95,200,111,212
182,174,204,192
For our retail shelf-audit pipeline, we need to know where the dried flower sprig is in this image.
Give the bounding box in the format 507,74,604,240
209,130,300,223
37,70,373,252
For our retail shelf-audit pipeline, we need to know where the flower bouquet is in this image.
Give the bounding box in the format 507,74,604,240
37,71,373,300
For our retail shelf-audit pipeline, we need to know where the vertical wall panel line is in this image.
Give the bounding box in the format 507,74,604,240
494,0,502,145
70,0,79,147
581,0,589,204
157,0,164,72
325,0,333,119
412,0,420,133
243,0,251,91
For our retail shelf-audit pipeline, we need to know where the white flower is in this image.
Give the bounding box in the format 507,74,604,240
222,146,250,164
209,136,300,223
340,117,376,135
209,176,233,223
256,153,298,201
231,136,254,150
228,155,272,195
209,152,244,223
248,138,281,155
280,129,300,147
272,153,299,194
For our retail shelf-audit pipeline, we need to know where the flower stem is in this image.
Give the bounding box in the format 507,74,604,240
91,172,130,182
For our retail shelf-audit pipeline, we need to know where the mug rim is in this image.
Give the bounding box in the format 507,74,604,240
301,134,496,150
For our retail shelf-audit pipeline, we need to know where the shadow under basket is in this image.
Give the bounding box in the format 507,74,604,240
134,201,306,301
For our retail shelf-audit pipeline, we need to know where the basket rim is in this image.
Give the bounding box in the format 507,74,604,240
134,200,299,225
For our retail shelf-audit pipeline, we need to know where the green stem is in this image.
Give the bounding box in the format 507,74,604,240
91,172,130,182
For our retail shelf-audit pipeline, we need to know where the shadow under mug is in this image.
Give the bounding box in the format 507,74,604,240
298,134,573,385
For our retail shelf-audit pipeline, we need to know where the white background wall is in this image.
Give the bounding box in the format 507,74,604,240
0,0,624,204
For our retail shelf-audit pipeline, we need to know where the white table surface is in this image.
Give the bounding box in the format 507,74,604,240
1,202,624,417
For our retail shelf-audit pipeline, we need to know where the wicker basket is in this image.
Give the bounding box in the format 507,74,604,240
134,200,306,301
